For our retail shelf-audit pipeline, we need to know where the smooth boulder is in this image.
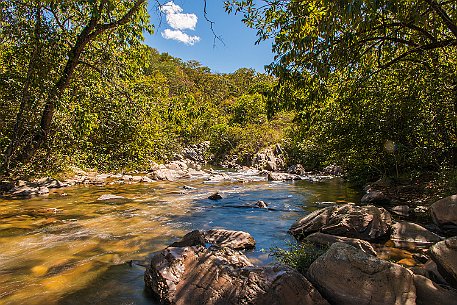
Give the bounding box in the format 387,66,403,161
307,243,416,305
289,204,392,242
390,221,442,250
361,190,390,205
430,237,457,287
414,274,457,305
430,194,457,234
305,232,377,256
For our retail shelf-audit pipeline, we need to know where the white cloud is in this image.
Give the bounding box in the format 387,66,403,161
161,29,201,45
160,1,198,30
166,13,198,30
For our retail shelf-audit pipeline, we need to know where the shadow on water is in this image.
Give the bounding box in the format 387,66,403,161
0,174,359,305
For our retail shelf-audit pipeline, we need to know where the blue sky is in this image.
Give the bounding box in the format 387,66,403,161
145,1,274,74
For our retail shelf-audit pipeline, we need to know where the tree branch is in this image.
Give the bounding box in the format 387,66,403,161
424,0,457,38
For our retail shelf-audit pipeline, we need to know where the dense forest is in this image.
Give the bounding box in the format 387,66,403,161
1,0,456,193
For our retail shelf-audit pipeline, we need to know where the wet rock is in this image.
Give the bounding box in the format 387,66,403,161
0,181,14,193
140,176,154,183
391,205,410,217
430,237,457,287
145,246,329,305
305,232,377,256
430,194,457,234
36,177,68,189
97,194,127,201
307,242,416,305
208,193,222,200
289,204,392,242
205,229,255,250
255,200,268,208
182,185,196,190
390,221,442,250
267,172,298,181
414,274,457,305
361,190,391,205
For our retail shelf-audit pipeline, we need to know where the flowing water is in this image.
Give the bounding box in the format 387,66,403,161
0,170,359,305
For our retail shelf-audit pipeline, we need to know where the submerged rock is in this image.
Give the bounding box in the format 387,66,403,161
170,229,255,250
430,194,457,234
307,243,416,305
289,204,392,242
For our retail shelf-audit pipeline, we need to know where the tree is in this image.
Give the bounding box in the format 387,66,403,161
225,0,457,76
1,0,152,171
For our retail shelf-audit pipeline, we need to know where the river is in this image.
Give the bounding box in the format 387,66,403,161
0,170,359,305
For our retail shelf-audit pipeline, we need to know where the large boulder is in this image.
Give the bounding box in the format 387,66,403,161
307,243,416,305
430,195,457,234
305,232,377,256
429,237,457,287
390,221,442,250
145,246,329,305
251,144,285,172
289,204,392,242
413,274,457,305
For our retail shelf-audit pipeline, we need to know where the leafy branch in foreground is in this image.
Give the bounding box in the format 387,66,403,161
269,242,328,274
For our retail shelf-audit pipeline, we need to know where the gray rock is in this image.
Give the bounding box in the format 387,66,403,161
268,172,298,181
430,194,457,234
305,232,377,256
390,221,442,250
255,200,268,208
430,237,457,287
307,243,416,305
287,164,306,175
391,205,410,217
289,204,392,242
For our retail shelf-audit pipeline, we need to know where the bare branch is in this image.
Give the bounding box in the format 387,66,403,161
203,0,225,48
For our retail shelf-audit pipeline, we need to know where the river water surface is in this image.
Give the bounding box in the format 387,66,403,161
0,170,359,305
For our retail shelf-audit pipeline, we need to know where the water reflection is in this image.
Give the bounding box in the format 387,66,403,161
0,173,359,304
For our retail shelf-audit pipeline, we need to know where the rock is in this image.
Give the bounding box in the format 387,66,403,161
251,145,285,172
322,164,343,175
208,193,222,200
289,204,392,242
390,221,442,250
361,190,391,205
152,169,176,181
307,243,416,305
268,172,298,181
255,200,268,208
166,161,188,171
182,185,196,190
181,141,210,163
97,194,127,201
170,229,255,250
411,260,449,285
430,237,457,287
36,177,68,188
305,232,377,256
9,185,48,197
145,246,329,305
140,176,154,183
414,274,457,305
391,205,410,217
0,181,14,193
430,194,457,234
205,229,256,250
170,230,206,247
287,164,306,175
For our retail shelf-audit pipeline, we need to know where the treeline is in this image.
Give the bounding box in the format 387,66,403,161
0,1,289,177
